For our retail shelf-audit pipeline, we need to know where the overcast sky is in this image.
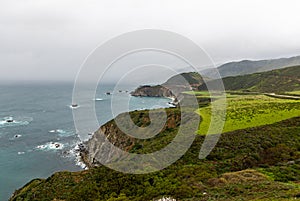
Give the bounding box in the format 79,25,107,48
1,0,300,82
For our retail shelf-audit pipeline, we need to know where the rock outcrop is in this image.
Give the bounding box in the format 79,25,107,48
130,85,174,98
81,109,182,168
131,72,207,99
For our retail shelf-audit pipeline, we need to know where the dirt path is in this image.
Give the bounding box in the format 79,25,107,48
264,93,300,100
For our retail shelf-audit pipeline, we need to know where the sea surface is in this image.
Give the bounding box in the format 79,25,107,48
0,82,172,201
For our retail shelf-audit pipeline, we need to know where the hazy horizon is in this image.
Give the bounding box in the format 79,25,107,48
1,0,300,82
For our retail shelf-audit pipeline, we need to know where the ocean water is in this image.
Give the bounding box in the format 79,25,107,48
0,83,172,201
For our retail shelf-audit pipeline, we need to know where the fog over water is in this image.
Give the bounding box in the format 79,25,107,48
1,0,300,83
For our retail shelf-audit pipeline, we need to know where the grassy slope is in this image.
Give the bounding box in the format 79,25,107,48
286,90,300,96
203,55,300,78
199,65,300,93
131,72,206,97
197,94,300,134
9,92,300,201
9,116,300,201
164,72,205,86
8,65,300,201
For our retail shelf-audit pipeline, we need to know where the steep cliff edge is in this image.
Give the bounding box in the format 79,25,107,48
81,108,182,168
130,85,175,97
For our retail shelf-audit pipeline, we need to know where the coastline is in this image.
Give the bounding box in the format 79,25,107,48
75,94,178,170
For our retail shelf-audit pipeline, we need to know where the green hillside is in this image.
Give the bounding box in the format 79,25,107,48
131,72,207,97
164,72,205,86
10,93,300,200
199,65,300,93
10,116,300,201
197,94,300,134
202,55,300,78
9,67,300,201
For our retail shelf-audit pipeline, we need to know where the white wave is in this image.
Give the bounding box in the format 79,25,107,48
151,105,164,109
17,151,25,155
76,159,88,170
65,142,88,170
93,98,103,101
167,102,176,107
0,116,31,128
48,129,75,137
56,129,66,134
9,134,22,140
36,142,64,151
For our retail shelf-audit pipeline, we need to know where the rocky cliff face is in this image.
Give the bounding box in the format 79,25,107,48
81,109,182,168
130,85,190,102
130,85,174,97
130,72,207,99
82,73,207,168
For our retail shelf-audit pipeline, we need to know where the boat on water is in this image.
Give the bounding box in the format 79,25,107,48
70,104,79,109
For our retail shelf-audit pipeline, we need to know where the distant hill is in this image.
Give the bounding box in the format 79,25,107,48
199,65,300,93
131,72,207,98
202,55,300,78
163,72,205,87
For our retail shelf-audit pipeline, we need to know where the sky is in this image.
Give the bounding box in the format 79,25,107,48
1,0,300,83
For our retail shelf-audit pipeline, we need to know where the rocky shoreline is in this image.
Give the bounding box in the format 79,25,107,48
78,72,206,169
79,108,183,169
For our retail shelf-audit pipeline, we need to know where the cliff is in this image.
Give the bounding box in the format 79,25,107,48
8,62,300,201
9,116,300,201
130,85,175,98
82,108,182,168
131,72,207,98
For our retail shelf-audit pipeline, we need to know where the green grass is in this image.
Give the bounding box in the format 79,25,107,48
10,117,300,201
258,164,300,182
182,91,237,99
183,91,211,96
197,95,300,134
286,90,300,96
8,92,300,201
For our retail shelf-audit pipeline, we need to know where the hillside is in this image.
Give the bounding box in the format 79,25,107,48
201,55,300,78
8,66,300,201
10,116,300,201
199,65,300,93
131,72,207,98
163,72,205,87
10,93,300,201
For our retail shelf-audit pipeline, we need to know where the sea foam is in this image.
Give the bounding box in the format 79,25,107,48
0,116,31,128
48,129,75,137
36,142,64,151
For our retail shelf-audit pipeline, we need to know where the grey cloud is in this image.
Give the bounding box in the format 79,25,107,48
1,0,300,82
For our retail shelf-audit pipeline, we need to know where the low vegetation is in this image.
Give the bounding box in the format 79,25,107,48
10,114,300,201
199,65,300,93
197,94,300,134
9,65,300,201
286,90,300,96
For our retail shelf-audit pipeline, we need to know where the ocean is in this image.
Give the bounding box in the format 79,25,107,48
0,82,172,201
